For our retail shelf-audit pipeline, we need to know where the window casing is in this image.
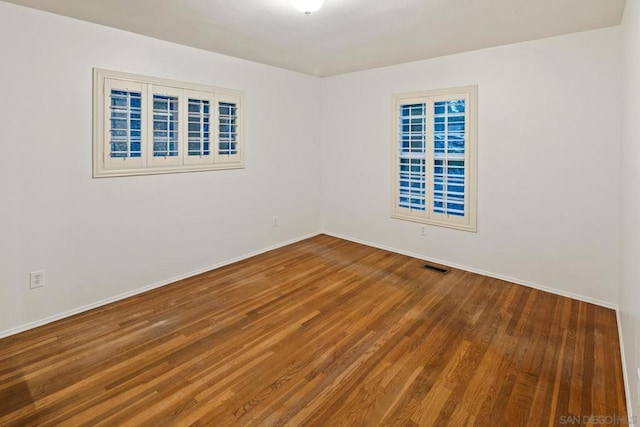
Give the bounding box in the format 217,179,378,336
93,68,243,177
392,85,477,232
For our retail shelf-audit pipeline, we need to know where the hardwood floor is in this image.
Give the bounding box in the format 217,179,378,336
0,235,627,426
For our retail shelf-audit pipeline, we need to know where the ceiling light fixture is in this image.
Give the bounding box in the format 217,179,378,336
292,0,325,15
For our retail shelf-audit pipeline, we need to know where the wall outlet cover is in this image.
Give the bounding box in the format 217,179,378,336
29,270,45,289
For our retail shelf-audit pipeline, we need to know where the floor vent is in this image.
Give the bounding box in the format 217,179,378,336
423,264,449,274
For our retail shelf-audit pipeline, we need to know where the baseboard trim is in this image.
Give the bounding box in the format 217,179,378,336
321,231,618,310
0,232,321,340
2,230,618,337
617,309,635,424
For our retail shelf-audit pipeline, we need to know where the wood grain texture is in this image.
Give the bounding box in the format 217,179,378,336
0,235,627,426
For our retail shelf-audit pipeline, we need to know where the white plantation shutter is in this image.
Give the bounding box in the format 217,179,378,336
398,101,427,212
103,78,147,171
149,85,181,167
93,69,244,177
432,98,466,218
215,94,242,164
184,90,214,166
392,86,477,232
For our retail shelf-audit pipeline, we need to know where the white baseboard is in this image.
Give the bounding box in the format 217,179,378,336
321,231,618,310
617,309,635,424
0,232,321,340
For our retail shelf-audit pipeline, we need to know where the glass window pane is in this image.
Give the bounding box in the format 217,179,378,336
432,99,467,216
153,93,179,158
186,98,211,157
109,90,143,159
218,102,238,156
397,103,427,211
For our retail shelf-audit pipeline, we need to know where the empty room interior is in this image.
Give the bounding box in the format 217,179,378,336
1,0,639,425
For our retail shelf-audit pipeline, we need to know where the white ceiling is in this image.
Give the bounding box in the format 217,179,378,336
2,0,626,77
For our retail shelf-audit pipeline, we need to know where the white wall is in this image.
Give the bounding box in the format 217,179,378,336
621,0,640,418
0,1,626,346
320,27,622,306
0,2,322,335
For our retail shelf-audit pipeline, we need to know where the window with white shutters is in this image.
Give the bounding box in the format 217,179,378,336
392,85,477,232
93,68,244,177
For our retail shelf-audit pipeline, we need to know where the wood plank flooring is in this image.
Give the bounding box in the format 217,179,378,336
0,235,627,426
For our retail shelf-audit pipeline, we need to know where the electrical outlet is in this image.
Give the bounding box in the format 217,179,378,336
273,216,279,227
419,225,427,236
29,270,44,289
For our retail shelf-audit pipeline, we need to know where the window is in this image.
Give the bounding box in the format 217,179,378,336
392,85,477,232
93,68,243,177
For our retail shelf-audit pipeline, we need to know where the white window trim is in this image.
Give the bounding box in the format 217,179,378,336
391,85,478,232
93,68,244,178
